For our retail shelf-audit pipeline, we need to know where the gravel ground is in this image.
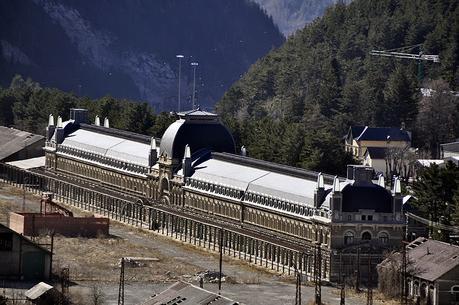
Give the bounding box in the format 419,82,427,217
0,182,395,305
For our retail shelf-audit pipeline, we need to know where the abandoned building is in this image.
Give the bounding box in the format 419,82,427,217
0,224,51,281
0,108,407,282
8,192,109,237
139,281,239,305
0,126,45,162
378,237,459,305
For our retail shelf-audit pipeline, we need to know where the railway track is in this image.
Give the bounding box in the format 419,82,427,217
31,167,320,254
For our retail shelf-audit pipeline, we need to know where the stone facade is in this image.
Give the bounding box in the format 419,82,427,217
41,109,406,282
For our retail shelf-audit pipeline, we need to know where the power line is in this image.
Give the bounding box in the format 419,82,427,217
406,212,459,233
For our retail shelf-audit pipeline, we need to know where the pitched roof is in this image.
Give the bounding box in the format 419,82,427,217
365,147,387,159
0,126,44,160
177,108,218,118
0,223,51,254
351,126,366,138
61,128,153,166
140,281,239,305
406,237,459,281
441,141,459,153
355,126,411,142
24,282,54,300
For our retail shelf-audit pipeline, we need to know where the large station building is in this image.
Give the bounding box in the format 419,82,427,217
42,108,406,282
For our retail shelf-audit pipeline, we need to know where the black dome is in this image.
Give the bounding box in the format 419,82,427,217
341,183,393,213
160,110,236,161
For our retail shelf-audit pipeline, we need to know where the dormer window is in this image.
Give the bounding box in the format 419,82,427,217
361,215,366,221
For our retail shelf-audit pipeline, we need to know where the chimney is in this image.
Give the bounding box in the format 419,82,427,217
314,172,325,208
182,144,192,177
69,108,88,124
392,176,403,214
149,138,158,166
104,117,110,128
330,176,342,215
347,165,373,184
46,114,55,141
241,146,247,157
54,116,65,144
94,115,100,126
378,174,385,188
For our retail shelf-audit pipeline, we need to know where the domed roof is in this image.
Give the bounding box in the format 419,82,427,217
341,182,393,213
160,109,236,161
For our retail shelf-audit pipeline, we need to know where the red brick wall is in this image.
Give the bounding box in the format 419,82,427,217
9,212,109,237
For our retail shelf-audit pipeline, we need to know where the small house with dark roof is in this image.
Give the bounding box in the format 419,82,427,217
0,224,51,281
363,147,387,175
345,125,411,160
441,141,459,159
0,126,45,162
378,237,459,305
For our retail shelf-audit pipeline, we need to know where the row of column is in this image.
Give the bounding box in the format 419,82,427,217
0,163,326,280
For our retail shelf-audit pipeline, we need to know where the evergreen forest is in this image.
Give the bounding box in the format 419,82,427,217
217,0,459,175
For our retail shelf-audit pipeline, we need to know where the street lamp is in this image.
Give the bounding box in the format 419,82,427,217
191,62,199,109
176,55,184,112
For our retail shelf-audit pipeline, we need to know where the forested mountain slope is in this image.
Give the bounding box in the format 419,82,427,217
0,0,284,111
217,0,459,174
252,0,339,36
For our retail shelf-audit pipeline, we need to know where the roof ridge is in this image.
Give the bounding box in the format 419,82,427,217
212,152,340,183
79,123,157,144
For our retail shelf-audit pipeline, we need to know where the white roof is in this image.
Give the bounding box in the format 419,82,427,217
7,156,46,169
62,129,151,166
25,282,54,300
416,159,444,167
190,158,333,207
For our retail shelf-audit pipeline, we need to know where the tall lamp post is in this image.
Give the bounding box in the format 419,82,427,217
191,62,199,109
176,54,184,112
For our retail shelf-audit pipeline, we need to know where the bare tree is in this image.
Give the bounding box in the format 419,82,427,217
415,79,458,158
385,146,417,182
90,285,105,305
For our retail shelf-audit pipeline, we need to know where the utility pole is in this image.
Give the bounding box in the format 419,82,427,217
355,247,361,293
118,257,125,305
295,266,302,305
176,54,184,112
314,243,321,305
366,251,373,305
340,251,345,305
218,228,224,294
191,62,198,109
401,242,408,305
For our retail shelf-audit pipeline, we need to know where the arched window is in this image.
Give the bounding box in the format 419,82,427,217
344,231,354,245
362,231,372,241
452,286,459,302
379,232,389,244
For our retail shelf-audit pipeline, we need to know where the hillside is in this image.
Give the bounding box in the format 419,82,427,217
0,0,284,111
252,0,339,36
217,0,459,174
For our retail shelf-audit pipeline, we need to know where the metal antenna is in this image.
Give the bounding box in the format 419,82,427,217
176,55,184,112
191,62,199,109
